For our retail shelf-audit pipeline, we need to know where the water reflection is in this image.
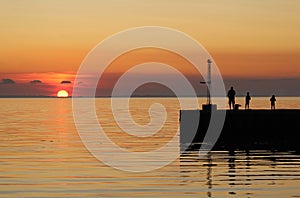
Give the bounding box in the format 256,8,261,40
180,150,300,197
206,153,213,197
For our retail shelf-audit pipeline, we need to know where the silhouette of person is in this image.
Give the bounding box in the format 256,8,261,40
270,95,276,110
245,92,251,110
227,87,236,110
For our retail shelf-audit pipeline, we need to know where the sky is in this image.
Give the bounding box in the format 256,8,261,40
0,0,300,96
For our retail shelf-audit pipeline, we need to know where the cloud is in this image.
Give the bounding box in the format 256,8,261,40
30,80,42,84
61,80,71,84
1,79,15,84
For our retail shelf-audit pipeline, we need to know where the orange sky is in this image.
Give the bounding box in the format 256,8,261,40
0,0,300,96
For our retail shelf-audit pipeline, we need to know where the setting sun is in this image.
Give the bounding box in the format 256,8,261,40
57,90,69,98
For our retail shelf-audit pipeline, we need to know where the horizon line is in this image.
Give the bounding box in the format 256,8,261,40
1,95,300,98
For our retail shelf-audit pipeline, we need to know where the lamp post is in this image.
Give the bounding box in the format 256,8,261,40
200,59,217,111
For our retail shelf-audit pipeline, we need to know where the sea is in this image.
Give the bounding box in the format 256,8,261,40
1,97,300,197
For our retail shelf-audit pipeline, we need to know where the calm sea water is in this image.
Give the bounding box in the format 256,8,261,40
1,97,300,197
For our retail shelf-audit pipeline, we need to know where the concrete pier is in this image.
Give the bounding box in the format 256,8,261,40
180,109,300,151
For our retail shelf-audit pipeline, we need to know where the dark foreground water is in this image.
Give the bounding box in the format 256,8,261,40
0,98,300,197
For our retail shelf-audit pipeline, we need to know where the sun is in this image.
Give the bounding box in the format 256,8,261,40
57,90,69,98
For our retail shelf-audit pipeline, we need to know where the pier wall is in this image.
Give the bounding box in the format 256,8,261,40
180,109,300,151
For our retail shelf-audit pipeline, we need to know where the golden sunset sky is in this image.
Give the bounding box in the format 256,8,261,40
0,0,299,96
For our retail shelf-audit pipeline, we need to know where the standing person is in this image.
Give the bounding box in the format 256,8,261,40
270,95,276,110
245,92,251,110
227,86,236,110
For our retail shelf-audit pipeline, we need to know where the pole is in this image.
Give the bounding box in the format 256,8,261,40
207,59,212,105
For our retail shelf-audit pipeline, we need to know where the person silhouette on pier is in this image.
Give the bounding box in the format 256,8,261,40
227,87,236,110
245,92,251,110
270,95,276,110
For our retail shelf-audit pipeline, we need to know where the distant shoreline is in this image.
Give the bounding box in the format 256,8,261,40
1,95,300,98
